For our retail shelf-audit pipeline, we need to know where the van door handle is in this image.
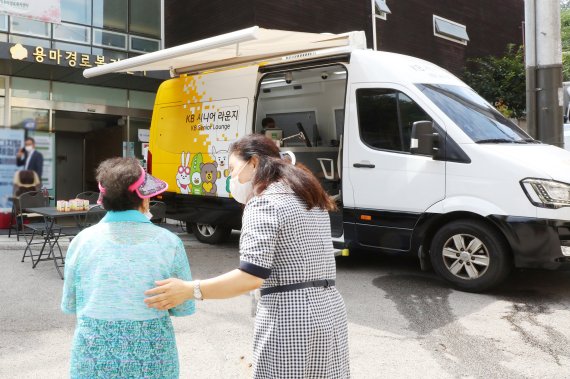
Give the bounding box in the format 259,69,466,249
353,162,375,168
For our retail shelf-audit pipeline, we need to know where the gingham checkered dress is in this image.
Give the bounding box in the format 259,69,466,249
239,182,350,378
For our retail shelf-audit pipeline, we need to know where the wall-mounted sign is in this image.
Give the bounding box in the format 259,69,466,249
138,129,150,142
31,46,115,67
4,43,158,79
0,0,61,24
3,42,162,79
8,42,117,68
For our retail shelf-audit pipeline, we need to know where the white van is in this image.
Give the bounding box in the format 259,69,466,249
85,27,570,292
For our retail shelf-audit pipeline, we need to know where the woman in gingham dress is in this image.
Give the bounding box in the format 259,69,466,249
145,134,350,378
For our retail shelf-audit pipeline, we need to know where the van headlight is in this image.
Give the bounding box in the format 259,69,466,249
521,179,570,208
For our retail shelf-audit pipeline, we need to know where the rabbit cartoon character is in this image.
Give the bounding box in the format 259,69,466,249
211,146,230,197
176,151,192,194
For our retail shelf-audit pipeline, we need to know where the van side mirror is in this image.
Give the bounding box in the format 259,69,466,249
411,121,438,157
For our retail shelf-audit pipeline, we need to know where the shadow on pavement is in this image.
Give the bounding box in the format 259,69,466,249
337,250,570,377
337,249,570,296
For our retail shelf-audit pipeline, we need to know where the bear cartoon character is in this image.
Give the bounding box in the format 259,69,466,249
176,152,191,194
200,162,218,196
190,153,203,195
211,146,230,197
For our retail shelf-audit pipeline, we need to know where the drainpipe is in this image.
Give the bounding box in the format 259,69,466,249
371,0,377,50
525,0,563,146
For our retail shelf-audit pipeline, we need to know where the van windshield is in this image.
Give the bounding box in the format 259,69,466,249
416,83,534,144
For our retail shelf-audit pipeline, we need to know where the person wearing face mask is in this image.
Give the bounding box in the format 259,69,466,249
145,134,350,378
61,157,195,379
16,137,44,181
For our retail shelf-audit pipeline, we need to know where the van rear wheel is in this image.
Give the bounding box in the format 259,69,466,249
430,219,511,292
190,222,231,244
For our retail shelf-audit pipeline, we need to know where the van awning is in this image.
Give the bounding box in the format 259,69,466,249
83,26,366,78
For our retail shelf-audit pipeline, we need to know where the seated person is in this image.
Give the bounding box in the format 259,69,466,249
259,117,276,134
13,170,40,197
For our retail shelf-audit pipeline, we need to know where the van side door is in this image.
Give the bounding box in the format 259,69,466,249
344,83,446,252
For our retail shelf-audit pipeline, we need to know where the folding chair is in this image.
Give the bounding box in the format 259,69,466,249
8,170,41,240
19,191,62,271
76,191,100,204
316,134,343,202
8,200,20,240
78,204,105,230
149,200,167,224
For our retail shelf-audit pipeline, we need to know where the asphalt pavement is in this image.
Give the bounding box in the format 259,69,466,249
1,226,570,378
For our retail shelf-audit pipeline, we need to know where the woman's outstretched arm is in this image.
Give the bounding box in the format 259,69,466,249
144,269,264,310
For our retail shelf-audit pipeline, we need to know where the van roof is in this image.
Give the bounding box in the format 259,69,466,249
349,50,465,86
83,26,366,78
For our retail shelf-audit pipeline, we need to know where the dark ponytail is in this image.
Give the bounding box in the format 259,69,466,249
229,134,337,211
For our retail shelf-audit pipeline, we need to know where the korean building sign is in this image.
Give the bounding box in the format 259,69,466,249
4,43,161,79
8,43,119,68
0,0,61,24
31,46,118,68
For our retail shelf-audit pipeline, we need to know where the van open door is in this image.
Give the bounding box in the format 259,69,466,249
256,63,348,243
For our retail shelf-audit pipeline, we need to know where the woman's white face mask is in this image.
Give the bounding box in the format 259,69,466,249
230,162,254,204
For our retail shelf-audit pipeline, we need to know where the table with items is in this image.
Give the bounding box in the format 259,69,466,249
22,205,106,279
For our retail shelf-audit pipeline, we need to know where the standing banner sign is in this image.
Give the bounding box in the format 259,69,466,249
0,0,61,24
0,128,24,211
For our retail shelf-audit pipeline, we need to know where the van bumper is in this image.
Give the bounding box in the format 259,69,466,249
488,215,570,269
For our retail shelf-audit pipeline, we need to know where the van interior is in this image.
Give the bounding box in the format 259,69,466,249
255,64,347,237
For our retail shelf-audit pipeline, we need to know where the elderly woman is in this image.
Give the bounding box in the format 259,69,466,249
145,134,350,378
61,157,195,379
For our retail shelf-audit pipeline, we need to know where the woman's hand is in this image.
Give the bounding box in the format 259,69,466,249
145,269,264,307
144,278,194,310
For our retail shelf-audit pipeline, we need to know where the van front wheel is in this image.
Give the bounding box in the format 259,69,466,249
430,219,511,292
190,223,231,244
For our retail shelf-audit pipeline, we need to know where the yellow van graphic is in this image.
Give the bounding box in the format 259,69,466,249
149,66,258,198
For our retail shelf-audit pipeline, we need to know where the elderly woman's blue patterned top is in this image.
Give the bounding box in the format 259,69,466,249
61,210,195,379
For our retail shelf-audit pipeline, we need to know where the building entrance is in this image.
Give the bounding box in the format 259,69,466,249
54,110,123,200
